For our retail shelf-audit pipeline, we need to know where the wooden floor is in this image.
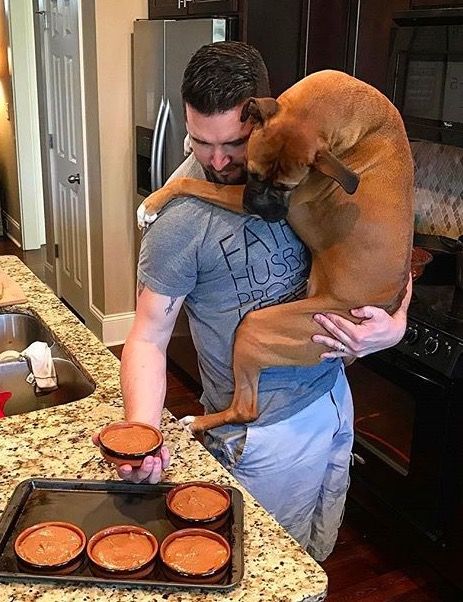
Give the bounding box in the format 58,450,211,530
2,236,462,601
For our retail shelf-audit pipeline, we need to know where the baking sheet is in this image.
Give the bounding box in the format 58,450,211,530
0,478,244,590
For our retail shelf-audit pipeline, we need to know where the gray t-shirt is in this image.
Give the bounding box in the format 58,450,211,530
138,158,340,463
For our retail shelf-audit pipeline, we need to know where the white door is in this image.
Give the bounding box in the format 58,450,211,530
43,0,88,318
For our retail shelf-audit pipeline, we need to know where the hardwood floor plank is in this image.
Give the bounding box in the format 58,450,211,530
325,568,450,602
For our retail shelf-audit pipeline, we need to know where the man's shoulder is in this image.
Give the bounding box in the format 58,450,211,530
167,154,204,182
143,197,210,244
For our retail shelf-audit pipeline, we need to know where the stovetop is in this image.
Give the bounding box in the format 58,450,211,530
411,284,463,341
396,283,463,379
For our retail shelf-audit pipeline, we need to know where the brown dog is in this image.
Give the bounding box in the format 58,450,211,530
141,70,414,434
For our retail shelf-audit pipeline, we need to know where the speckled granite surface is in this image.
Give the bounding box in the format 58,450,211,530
0,256,327,601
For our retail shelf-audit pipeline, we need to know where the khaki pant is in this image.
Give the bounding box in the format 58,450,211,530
226,368,353,561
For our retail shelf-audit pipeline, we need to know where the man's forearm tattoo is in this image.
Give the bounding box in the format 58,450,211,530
165,297,177,316
137,281,145,297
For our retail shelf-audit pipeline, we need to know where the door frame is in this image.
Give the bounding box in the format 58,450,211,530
32,0,92,318
7,0,46,251
31,0,56,289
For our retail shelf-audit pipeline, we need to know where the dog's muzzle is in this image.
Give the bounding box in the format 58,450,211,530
243,177,291,222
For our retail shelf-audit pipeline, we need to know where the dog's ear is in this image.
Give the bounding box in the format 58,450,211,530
240,97,279,125
313,149,360,194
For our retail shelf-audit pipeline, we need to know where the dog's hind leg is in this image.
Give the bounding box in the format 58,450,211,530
185,295,349,434
184,357,261,434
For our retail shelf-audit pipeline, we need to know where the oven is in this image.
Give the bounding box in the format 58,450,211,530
348,345,461,540
347,279,463,585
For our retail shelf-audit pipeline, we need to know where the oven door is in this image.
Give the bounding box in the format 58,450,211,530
347,349,452,541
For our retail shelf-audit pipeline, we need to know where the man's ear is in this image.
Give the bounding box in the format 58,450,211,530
313,149,360,194
240,97,279,124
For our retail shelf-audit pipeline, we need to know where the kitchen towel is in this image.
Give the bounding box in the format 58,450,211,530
21,342,58,394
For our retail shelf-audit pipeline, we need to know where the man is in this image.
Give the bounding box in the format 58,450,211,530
119,42,410,560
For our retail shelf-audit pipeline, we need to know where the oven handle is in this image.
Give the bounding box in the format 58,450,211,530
361,350,449,389
398,358,449,387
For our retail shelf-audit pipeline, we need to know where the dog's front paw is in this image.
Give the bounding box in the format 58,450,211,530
179,415,196,434
136,202,158,230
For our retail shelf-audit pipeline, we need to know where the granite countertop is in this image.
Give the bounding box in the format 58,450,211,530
0,256,327,602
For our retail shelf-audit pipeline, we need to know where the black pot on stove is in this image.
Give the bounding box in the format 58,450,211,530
413,233,463,286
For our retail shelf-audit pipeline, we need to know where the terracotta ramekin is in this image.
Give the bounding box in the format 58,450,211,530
166,481,231,531
87,525,159,579
160,528,231,585
97,421,163,468
14,521,86,575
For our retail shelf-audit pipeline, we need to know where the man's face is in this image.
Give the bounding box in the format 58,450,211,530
185,103,253,185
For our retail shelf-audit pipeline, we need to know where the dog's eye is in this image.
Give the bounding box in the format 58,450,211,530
273,183,292,192
248,172,265,182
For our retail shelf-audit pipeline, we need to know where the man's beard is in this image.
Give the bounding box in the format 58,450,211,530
203,164,247,185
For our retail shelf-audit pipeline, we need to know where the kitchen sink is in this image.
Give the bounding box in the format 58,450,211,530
0,311,96,416
0,312,54,351
0,358,95,416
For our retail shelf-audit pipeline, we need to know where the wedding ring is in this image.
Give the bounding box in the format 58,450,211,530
338,343,346,353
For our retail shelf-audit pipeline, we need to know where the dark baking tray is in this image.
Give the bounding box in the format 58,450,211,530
0,478,244,590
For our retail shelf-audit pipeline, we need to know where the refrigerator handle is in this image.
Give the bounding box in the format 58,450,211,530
156,98,170,189
151,97,165,191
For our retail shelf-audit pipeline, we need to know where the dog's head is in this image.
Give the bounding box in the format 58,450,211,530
240,97,360,222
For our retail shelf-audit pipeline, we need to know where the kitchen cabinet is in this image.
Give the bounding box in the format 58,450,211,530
411,0,463,7
187,0,239,15
304,1,351,75
148,0,237,18
148,1,187,17
300,0,410,95
244,0,308,97
346,0,410,94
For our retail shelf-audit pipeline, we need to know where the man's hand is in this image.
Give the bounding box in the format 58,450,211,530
311,274,412,359
92,433,170,484
116,446,170,484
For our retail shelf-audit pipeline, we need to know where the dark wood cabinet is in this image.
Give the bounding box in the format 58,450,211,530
302,0,410,94
244,0,308,97
347,0,410,94
148,0,187,18
304,0,351,75
188,0,238,15
148,0,237,18
411,0,463,7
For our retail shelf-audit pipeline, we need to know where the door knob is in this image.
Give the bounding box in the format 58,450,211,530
67,173,80,184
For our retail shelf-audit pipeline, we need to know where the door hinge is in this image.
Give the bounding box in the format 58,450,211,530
49,134,53,149
55,243,59,259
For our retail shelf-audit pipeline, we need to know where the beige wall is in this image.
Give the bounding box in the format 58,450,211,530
0,0,20,244
93,0,147,315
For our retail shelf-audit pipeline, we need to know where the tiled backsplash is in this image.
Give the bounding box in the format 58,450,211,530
412,141,463,239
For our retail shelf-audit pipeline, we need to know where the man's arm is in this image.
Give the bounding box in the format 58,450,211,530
312,274,412,359
121,285,185,425
117,285,185,483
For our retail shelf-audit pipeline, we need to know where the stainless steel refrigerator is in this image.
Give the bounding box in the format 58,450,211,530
133,17,236,383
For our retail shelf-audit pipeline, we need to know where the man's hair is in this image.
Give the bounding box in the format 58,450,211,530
182,41,271,114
